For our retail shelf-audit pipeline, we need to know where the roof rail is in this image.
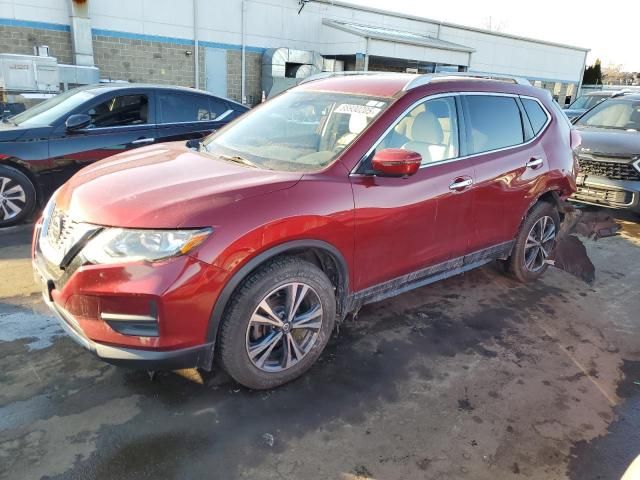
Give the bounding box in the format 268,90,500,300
611,89,635,98
403,72,531,91
298,70,404,85
297,70,532,90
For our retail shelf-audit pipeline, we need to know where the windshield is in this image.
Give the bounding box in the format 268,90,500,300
10,88,96,127
576,99,640,131
568,95,606,110
202,91,389,172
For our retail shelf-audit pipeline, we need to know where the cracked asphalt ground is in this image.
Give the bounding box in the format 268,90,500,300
1,209,639,480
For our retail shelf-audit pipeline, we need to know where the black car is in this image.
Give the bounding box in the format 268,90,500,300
0,84,248,227
0,102,26,121
572,93,640,215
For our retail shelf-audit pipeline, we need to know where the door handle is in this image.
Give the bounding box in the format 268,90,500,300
131,137,155,145
526,157,544,169
448,178,473,190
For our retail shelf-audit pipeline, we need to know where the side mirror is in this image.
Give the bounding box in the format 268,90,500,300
185,138,201,150
371,148,422,177
65,113,92,131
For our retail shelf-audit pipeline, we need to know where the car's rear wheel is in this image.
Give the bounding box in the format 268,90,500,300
218,257,336,389
507,201,560,283
0,164,36,228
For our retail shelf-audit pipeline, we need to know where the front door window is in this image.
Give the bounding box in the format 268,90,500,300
376,96,460,165
83,94,149,128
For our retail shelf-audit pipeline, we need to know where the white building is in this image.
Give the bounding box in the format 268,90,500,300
0,0,589,104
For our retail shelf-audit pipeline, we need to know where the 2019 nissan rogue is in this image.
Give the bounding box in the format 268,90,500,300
32,73,579,389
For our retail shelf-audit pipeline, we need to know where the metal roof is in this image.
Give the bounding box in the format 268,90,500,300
322,19,475,53
317,0,590,53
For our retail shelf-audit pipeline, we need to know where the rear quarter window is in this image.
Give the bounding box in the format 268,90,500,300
522,98,549,135
463,95,524,154
159,92,220,123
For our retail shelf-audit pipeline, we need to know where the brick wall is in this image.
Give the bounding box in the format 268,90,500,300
92,35,205,88
0,25,73,64
226,50,262,105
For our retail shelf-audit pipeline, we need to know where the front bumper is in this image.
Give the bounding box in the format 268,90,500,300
32,221,227,370
41,289,213,370
571,175,640,213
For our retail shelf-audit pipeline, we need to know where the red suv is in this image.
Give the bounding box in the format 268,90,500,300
33,73,579,389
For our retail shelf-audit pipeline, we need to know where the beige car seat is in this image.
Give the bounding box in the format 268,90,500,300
402,111,448,163
335,113,369,149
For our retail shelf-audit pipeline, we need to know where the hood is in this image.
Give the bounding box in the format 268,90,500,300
55,142,303,228
575,127,640,158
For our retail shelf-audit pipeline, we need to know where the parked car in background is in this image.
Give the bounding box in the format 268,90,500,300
32,73,578,389
563,90,621,121
572,93,640,215
0,102,26,121
0,84,248,227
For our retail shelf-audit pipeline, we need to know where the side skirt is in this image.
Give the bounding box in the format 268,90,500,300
344,240,514,312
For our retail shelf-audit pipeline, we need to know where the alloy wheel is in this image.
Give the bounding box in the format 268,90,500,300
0,176,27,221
524,215,556,272
245,282,323,373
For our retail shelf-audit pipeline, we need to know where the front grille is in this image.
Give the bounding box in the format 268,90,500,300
45,209,79,257
40,208,96,267
575,186,633,205
578,157,640,181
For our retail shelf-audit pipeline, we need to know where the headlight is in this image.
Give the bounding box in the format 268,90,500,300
82,228,212,264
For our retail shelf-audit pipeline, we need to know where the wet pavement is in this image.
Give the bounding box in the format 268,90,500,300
1,209,639,480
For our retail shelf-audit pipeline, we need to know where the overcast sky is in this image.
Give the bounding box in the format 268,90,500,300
345,0,639,71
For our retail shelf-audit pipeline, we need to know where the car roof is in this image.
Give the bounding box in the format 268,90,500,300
77,83,247,108
585,91,617,97
610,93,640,101
296,73,417,98
593,92,640,101
296,73,544,99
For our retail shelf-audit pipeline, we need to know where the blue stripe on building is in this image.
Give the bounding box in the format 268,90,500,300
0,18,265,54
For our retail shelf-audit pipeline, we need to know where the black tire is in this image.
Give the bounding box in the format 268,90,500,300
507,201,561,283
218,257,336,390
0,164,37,228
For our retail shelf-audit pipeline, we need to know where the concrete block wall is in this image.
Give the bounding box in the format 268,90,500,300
226,50,262,105
92,35,205,88
0,25,73,64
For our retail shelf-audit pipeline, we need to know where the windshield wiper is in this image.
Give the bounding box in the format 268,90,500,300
219,154,259,168
1,117,16,126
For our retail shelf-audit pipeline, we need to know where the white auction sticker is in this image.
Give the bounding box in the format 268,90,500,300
334,104,381,117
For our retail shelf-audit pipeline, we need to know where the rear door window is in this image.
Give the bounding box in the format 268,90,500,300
209,97,231,120
521,98,549,135
83,94,149,128
463,95,524,154
159,92,224,123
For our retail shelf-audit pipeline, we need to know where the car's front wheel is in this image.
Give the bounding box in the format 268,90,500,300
507,201,560,283
0,164,37,228
218,257,336,390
